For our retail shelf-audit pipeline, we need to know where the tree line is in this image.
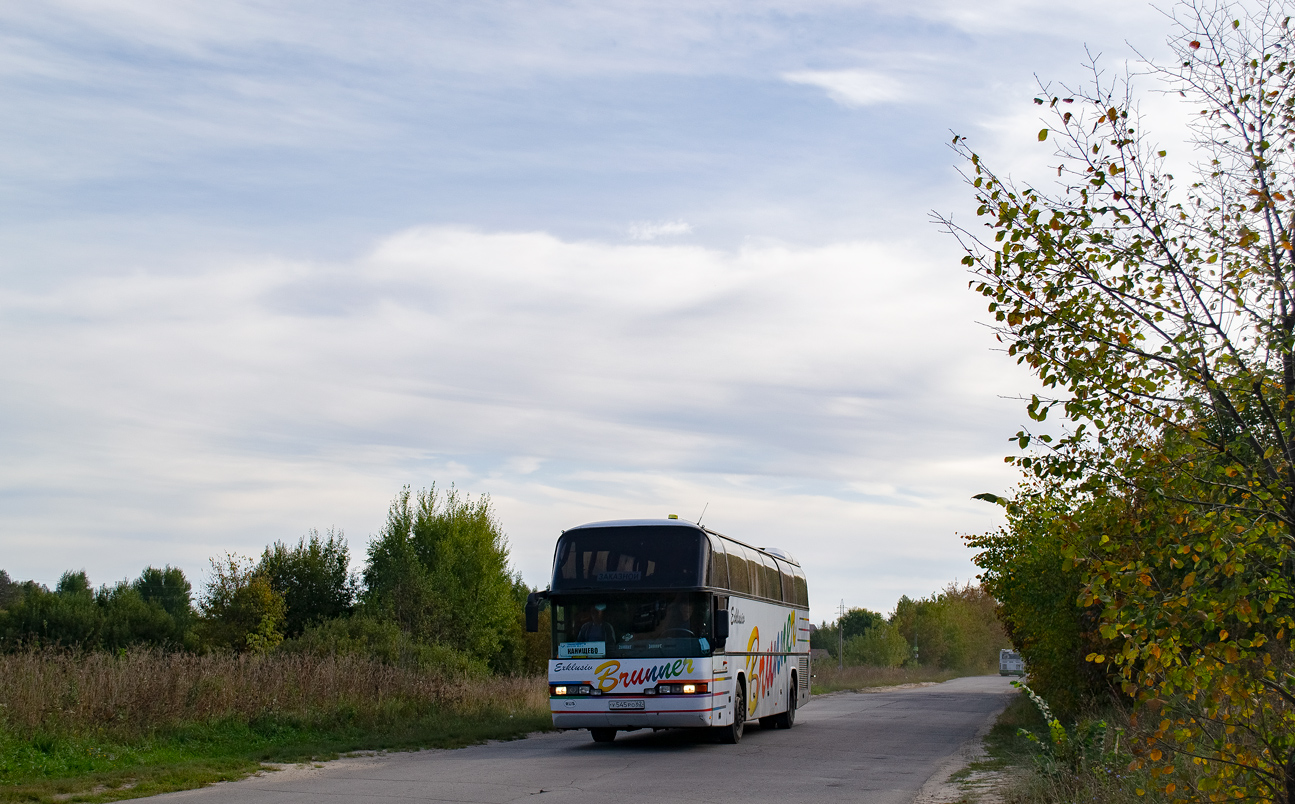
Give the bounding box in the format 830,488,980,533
809,583,1007,672
940,2,1295,799
0,484,548,675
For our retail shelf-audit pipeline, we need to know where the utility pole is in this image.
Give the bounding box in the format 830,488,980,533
838,599,844,670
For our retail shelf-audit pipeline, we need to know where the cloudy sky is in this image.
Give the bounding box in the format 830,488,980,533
0,0,1181,618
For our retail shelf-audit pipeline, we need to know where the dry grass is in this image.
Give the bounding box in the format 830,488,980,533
0,649,546,739
0,649,550,800
810,663,966,693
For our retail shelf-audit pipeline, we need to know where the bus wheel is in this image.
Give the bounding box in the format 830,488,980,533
772,682,797,729
590,728,617,743
717,682,746,744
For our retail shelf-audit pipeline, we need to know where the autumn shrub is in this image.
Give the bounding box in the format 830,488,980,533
196,555,286,653
944,0,1295,797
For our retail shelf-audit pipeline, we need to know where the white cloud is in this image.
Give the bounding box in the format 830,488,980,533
627,220,693,241
1,0,1165,616
782,69,905,108
0,226,1030,615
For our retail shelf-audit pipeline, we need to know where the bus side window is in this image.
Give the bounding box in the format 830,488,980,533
725,541,750,595
775,559,795,604
792,565,809,608
744,546,764,598
708,538,730,589
759,553,781,601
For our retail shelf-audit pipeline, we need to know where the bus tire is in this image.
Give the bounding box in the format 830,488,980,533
772,679,797,729
717,680,746,744
590,728,617,743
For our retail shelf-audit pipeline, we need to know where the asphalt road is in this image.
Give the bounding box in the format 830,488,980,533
151,675,1016,804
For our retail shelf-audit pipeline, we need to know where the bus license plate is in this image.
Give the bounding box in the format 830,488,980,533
608,700,645,710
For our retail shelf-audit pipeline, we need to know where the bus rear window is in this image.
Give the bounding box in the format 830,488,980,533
552,526,705,590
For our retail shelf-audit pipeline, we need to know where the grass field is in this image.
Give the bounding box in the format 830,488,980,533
0,649,549,803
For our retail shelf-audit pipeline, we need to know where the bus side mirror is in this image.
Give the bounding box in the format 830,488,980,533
525,592,544,633
714,609,729,647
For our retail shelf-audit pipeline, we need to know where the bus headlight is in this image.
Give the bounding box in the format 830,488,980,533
553,686,567,696
655,682,707,695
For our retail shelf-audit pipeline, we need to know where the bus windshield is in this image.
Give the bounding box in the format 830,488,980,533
552,592,712,659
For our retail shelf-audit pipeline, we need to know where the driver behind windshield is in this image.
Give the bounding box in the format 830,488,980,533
660,596,694,636
577,602,615,643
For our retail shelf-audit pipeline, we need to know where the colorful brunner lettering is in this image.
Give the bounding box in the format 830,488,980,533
593,658,696,692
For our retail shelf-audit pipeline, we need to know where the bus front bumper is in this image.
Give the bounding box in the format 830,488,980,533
551,710,713,730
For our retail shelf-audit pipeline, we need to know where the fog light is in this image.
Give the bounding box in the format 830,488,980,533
579,685,592,695
553,686,568,696
590,689,602,696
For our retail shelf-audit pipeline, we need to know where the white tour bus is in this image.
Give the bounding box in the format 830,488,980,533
525,517,811,743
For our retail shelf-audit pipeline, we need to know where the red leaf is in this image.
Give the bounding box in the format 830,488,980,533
1189,40,1201,49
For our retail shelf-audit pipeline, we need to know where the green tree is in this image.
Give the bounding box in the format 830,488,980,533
258,529,356,637
0,568,196,651
97,582,187,649
892,584,1007,672
0,570,22,609
0,574,100,648
810,607,884,656
132,566,193,625
197,554,286,653
843,621,910,668
966,486,1111,715
363,485,521,671
942,2,1295,797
